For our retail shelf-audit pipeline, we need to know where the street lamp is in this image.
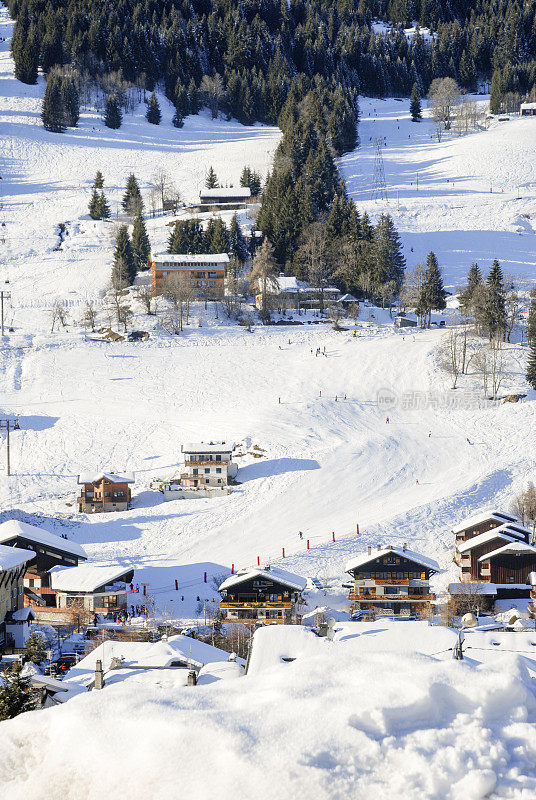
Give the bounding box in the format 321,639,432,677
453,612,478,660
0,417,20,476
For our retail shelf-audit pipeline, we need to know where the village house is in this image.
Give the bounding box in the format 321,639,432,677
198,187,251,205
450,510,536,608
520,102,536,117
181,442,237,488
77,472,134,513
255,275,341,312
0,545,35,651
0,519,87,621
218,565,306,626
345,544,439,618
49,563,135,619
150,253,229,297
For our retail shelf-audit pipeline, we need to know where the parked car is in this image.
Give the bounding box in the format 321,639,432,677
54,654,78,674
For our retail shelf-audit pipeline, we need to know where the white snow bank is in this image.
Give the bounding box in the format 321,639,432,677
0,632,535,799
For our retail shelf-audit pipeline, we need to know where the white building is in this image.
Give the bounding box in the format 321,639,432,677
520,102,536,116
180,441,238,489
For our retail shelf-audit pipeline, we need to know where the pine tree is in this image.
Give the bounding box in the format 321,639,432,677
89,188,101,219
484,259,507,339
489,69,502,115
61,73,79,127
228,214,248,263
188,79,201,115
205,166,219,189
208,218,229,253
14,23,39,85
0,666,36,720
113,225,136,284
98,191,111,219
93,171,104,189
23,632,47,665
132,213,151,270
410,82,422,121
459,263,483,318
122,174,143,215
418,251,446,327
527,339,536,390
146,92,161,124
104,93,122,129
528,292,536,346
172,105,184,128
372,213,405,299
42,74,66,133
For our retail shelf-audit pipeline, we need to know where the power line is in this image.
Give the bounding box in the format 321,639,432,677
371,138,388,201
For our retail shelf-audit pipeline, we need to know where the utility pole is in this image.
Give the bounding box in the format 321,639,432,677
371,138,388,201
0,417,19,476
0,289,11,337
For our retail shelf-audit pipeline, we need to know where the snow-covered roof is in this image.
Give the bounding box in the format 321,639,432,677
448,582,497,595
0,544,35,572
451,510,517,534
6,606,35,622
478,541,536,562
77,472,135,485
345,546,439,574
219,566,307,593
199,187,251,199
181,441,235,454
152,253,230,265
338,293,359,302
520,103,536,110
0,520,87,559
456,529,517,554
50,562,133,592
271,275,339,294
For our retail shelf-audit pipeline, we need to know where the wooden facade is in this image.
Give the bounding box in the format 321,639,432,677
150,254,228,297
346,546,438,618
219,570,305,626
78,475,133,513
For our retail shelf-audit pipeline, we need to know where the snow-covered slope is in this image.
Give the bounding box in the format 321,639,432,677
341,97,536,290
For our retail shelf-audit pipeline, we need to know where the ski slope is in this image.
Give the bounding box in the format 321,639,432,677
0,1,535,616
341,97,536,290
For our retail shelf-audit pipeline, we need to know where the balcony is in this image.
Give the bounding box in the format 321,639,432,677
350,592,436,602
185,459,230,467
220,600,292,609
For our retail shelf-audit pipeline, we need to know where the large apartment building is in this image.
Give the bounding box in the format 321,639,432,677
150,253,229,297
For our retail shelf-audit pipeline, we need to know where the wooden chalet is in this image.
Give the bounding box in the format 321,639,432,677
452,510,518,548
0,519,87,620
198,187,251,205
450,511,536,605
345,544,439,618
218,566,306,626
77,472,134,513
0,545,35,651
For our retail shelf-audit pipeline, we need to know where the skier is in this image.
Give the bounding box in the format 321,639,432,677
299,531,303,540
386,417,390,424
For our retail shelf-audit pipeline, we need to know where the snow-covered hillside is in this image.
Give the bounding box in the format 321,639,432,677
0,0,535,619
341,97,536,290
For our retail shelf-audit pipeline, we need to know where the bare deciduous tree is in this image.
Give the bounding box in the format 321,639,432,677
200,74,225,119
511,483,536,541
296,222,332,313
82,301,97,332
428,77,461,134
50,301,68,332
150,169,172,212
249,238,279,322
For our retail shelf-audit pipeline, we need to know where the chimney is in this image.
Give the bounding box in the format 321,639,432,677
367,546,371,555
187,670,197,686
403,542,407,551
94,659,104,690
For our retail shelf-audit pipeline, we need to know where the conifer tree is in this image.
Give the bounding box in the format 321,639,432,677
459,263,483,318
484,259,507,340
205,167,219,189
88,189,101,219
93,171,104,189
14,23,39,85
146,92,161,124
208,217,229,253
132,213,151,270
188,79,201,115
527,339,536,390
61,73,80,126
527,293,536,346
23,632,47,665
410,82,422,121
228,214,248,263
98,191,111,219
42,74,66,133
168,219,204,254
113,225,136,284
104,93,122,129
172,105,184,128
0,666,36,720
372,213,405,298
418,251,446,327
122,174,143,215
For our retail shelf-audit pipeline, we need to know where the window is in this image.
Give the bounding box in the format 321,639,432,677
216,455,222,462
193,469,198,475
384,587,398,594
205,479,209,484
216,468,222,473
204,468,210,474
